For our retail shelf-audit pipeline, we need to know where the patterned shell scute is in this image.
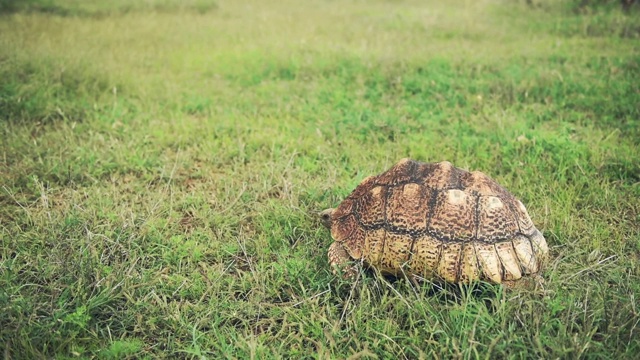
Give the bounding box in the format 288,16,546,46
386,183,432,233
330,159,548,284
429,189,477,241
460,170,508,196
416,161,464,189
376,158,417,185
476,195,519,242
356,185,387,227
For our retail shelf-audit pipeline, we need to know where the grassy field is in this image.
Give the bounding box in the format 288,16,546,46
1,0,639,358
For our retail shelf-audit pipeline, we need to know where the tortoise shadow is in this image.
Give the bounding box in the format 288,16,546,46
330,267,508,314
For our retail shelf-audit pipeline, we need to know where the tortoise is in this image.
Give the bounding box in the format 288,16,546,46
320,159,548,286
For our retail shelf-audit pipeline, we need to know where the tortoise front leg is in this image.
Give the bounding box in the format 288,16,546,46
328,242,358,278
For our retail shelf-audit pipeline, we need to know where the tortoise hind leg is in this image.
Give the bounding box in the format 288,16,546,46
503,274,546,292
328,242,358,278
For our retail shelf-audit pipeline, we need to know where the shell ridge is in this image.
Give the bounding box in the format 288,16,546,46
406,234,418,269
455,242,465,283
355,199,376,228
473,194,482,240
510,239,529,275
493,243,507,283
416,181,431,233
433,240,444,280
379,179,392,269
503,195,526,234
526,235,539,274
448,165,463,189
353,204,364,225
406,160,419,183
472,242,483,282
425,188,440,235
406,181,431,265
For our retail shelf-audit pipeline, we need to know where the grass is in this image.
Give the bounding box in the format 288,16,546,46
1,0,639,358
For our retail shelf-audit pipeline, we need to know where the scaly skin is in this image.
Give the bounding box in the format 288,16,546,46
322,208,358,277
327,241,358,277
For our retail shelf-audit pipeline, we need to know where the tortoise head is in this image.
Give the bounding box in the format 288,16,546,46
319,208,335,229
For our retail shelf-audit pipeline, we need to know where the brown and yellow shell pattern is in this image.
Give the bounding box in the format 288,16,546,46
328,158,549,284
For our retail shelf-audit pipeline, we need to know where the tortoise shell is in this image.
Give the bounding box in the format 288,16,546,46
329,158,548,284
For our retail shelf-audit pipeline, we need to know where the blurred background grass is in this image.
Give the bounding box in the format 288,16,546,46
1,0,639,358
